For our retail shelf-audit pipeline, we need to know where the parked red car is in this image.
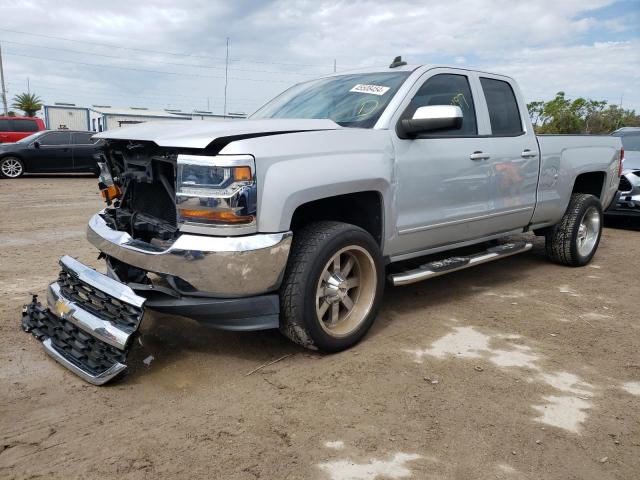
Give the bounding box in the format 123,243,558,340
0,116,46,143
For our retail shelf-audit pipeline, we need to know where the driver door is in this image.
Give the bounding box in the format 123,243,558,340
29,131,73,172
390,71,496,255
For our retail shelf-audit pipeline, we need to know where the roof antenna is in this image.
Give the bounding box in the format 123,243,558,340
389,56,407,68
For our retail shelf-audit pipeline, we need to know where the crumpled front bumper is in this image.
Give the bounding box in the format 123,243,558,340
606,169,640,216
22,255,147,385
87,211,292,297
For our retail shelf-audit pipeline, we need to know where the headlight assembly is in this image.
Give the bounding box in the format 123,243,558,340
176,154,257,227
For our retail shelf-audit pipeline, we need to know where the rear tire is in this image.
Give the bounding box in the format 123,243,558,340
545,193,603,267
0,157,25,178
279,221,384,352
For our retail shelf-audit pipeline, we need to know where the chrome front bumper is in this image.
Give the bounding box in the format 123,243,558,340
87,211,292,296
607,170,640,215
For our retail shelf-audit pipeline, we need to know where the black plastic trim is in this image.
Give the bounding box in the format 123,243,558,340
142,291,280,331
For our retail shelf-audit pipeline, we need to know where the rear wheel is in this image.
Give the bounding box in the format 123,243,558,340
280,221,384,352
545,193,603,266
0,157,24,178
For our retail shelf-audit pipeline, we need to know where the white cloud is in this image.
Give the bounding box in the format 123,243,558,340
1,0,638,113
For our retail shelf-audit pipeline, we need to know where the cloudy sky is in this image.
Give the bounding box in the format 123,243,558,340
1,0,639,115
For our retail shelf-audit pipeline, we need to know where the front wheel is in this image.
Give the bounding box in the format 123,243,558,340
545,193,603,266
279,221,384,352
0,157,25,178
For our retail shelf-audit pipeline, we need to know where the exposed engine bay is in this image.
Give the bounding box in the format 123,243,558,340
99,140,181,244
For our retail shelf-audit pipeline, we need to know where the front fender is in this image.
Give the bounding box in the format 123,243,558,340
218,129,396,234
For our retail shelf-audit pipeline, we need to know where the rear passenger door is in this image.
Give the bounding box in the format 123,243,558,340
29,131,73,172
71,132,101,172
478,76,539,228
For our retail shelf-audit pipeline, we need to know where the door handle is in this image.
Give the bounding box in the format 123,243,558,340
469,151,490,161
521,149,538,159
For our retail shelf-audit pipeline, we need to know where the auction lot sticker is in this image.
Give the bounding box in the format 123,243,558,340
349,84,390,96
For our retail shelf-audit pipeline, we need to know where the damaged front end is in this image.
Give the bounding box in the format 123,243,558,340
22,255,146,385
22,139,292,385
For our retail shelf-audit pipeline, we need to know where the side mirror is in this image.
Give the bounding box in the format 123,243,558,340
33,141,41,149
397,105,463,138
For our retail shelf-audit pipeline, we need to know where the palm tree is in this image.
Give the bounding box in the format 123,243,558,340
11,93,43,117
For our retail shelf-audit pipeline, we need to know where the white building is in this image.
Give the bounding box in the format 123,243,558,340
42,104,91,130
89,106,189,132
40,104,247,132
174,110,246,121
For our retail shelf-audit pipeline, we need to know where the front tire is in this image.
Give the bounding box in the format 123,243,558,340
545,193,603,266
0,157,25,178
279,221,384,352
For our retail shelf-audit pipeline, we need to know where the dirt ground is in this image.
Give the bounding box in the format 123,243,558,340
1,176,638,480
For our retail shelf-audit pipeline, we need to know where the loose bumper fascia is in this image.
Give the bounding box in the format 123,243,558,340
22,255,146,385
87,210,292,296
42,338,127,386
607,171,640,214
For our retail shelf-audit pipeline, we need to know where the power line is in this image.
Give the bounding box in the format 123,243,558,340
3,51,299,84
5,81,263,114
7,81,261,105
0,27,338,69
0,39,319,77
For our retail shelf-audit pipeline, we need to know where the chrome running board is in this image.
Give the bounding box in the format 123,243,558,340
389,241,533,287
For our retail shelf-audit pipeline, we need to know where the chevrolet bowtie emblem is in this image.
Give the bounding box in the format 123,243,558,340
54,299,74,319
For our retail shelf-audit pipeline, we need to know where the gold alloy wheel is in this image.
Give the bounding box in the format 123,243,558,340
315,245,377,338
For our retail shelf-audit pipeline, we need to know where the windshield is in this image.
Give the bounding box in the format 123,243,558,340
16,131,48,144
613,132,640,151
251,72,411,128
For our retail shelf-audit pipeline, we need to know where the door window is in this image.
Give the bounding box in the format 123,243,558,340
0,119,9,131
480,78,523,136
402,74,477,136
10,119,39,132
39,132,71,146
72,132,95,144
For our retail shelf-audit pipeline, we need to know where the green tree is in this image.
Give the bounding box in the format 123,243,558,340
527,92,640,134
11,92,43,117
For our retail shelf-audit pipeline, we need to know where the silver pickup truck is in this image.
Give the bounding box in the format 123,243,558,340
22,59,623,384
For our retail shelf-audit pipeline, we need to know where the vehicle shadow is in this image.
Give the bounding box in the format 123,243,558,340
121,236,550,384
604,215,640,231
22,173,97,179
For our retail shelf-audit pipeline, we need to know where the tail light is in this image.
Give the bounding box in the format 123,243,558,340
619,148,624,177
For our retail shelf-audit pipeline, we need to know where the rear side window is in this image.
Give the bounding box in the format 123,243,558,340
403,74,477,136
39,132,71,145
72,132,95,144
480,78,523,136
0,119,9,131
10,119,39,132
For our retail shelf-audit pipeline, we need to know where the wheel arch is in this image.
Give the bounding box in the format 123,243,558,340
289,190,385,248
571,170,607,199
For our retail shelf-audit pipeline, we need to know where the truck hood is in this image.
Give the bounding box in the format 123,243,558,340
93,118,341,149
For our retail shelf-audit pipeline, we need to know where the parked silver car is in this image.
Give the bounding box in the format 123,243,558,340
608,127,640,216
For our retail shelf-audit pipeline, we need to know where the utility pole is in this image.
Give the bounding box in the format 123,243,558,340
333,59,336,73
27,76,30,94
0,41,8,115
223,37,229,117
207,96,210,110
